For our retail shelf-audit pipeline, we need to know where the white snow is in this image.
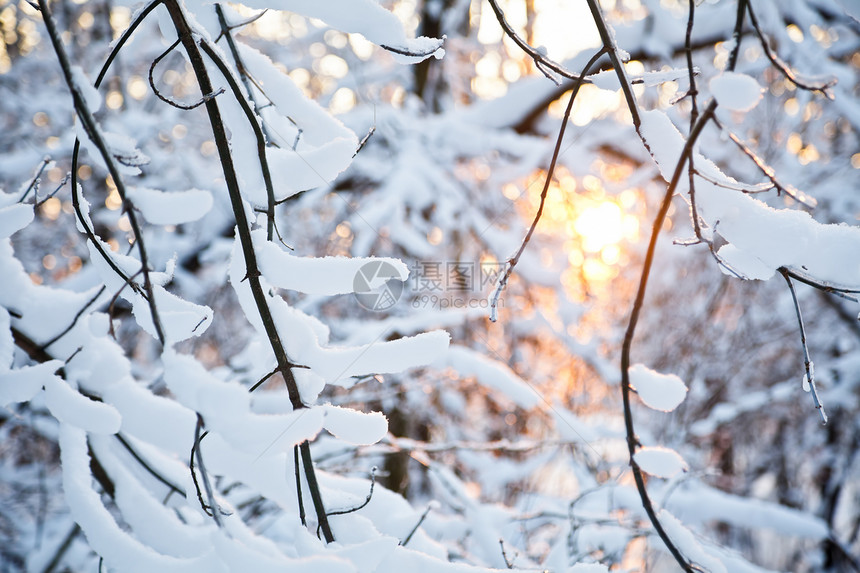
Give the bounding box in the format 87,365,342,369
628,363,688,412
71,66,101,112
657,510,727,573
0,361,62,405
323,404,388,445
440,345,540,409
44,376,122,434
234,0,444,64
710,72,764,112
589,67,694,90
254,229,408,296
639,109,860,287
0,203,34,238
634,446,688,478
126,187,214,225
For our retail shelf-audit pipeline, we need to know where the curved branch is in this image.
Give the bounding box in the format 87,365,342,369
149,38,225,110
746,1,836,97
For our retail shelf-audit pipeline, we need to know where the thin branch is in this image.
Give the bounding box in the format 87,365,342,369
499,540,514,569
41,286,106,350
39,0,165,345
486,0,586,84
685,0,704,241
710,115,817,208
781,269,828,424
18,158,51,203
149,39,225,110
295,445,306,527
746,1,836,97
191,415,222,525
489,48,606,321
95,0,163,87
619,100,719,573
380,40,444,59
298,440,334,541
201,21,277,240
326,467,376,517
400,503,433,547
585,0,640,128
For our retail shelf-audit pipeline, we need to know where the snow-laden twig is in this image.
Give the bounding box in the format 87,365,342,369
38,0,166,345
162,0,334,541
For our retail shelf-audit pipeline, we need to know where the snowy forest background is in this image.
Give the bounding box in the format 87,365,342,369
1,0,860,571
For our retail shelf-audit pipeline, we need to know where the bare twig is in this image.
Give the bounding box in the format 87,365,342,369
781,269,828,424
149,39,224,110
400,503,433,547
746,1,836,97
489,48,606,321
711,115,817,208
213,4,277,239
191,415,221,525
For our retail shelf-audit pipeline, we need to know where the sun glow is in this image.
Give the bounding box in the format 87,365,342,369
520,168,640,287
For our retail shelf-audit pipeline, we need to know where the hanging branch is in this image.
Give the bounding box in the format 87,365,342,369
780,269,828,424
160,0,333,542
38,0,166,345
745,1,836,97
489,48,606,321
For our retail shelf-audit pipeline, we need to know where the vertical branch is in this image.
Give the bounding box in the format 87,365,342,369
780,269,828,424
161,0,333,542
39,0,166,345
685,0,703,241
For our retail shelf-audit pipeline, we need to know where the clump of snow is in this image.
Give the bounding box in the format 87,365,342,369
254,229,408,296
628,364,688,412
44,377,122,434
657,510,727,573
634,446,688,478
323,404,388,445
126,187,213,225
710,72,764,112
639,109,860,287
0,203,34,239
71,66,101,112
